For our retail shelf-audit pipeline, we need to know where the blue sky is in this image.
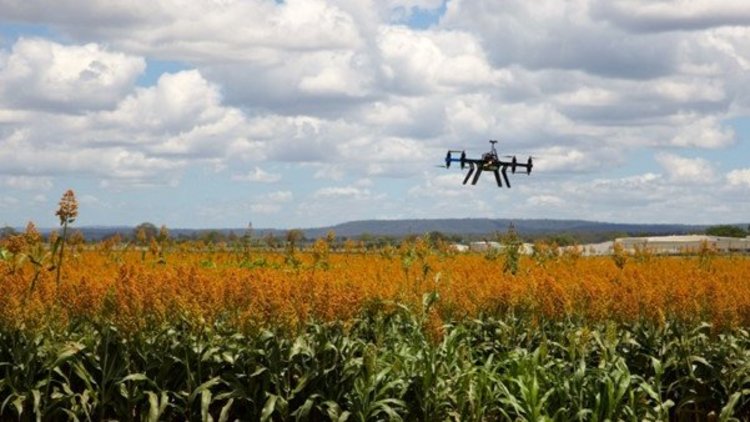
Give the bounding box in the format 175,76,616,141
1,0,750,229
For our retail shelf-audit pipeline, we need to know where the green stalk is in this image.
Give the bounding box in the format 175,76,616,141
55,219,68,289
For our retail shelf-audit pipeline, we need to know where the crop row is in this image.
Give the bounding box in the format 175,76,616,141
2,304,749,421
2,243,750,332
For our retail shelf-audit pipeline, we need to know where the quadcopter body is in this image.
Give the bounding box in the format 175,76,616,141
442,140,533,188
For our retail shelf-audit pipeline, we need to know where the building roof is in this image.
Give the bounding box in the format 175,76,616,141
616,235,749,243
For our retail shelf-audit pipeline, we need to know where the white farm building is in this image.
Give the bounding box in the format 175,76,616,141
615,235,750,254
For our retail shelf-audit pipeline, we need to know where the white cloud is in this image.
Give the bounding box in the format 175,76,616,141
297,51,373,97
0,38,145,112
655,153,715,183
592,0,750,32
313,186,371,199
727,168,750,188
531,147,597,173
1,1,750,226
0,67,249,185
0,175,53,190
78,194,107,207
0,196,20,208
377,26,505,94
265,191,293,203
313,165,346,181
232,167,281,183
0,0,363,60
98,70,229,135
249,190,293,214
442,0,680,79
527,195,565,207
249,203,281,214
669,115,735,148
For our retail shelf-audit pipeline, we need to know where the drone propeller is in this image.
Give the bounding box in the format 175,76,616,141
504,154,536,174
502,155,520,173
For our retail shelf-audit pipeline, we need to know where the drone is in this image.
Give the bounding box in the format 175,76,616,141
441,140,533,188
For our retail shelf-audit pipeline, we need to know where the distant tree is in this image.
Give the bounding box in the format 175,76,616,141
69,230,85,246
201,230,225,244
0,226,17,240
609,232,629,241
264,233,278,249
375,235,398,248
705,225,747,238
285,229,304,248
285,229,304,267
357,232,374,248
426,231,449,247
325,230,337,250
547,233,578,247
501,223,522,275
157,225,170,243
134,222,158,243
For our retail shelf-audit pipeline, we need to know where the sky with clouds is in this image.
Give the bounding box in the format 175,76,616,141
1,0,750,229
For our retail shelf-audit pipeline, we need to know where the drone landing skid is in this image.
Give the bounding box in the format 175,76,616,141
472,167,483,185
462,163,474,185
492,169,512,188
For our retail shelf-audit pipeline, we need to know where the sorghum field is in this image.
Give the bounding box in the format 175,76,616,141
3,220,750,420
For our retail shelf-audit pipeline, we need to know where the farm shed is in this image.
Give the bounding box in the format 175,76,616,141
615,235,750,254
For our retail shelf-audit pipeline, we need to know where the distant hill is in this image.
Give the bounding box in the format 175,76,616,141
300,218,709,239
294,218,719,244
11,218,737,244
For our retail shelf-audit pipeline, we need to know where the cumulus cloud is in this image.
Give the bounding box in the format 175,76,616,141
377,26,505,94
669,115,735,148
232,167,282,183
265,190,293,203
0,175,53,190
313,186,372,200
655,153,715,183
441,0,681,79
727,168,750,188
0,38,144,112
97,70,237,139
0,196,20,208
1,1,750,226
0,0,363,59
592,0,750,33
247,191,292,214
0,63,250,185
527,195,565,207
